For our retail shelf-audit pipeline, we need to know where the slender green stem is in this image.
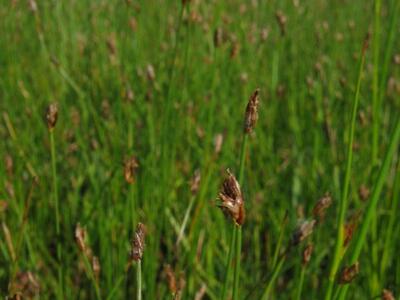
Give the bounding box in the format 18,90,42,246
296,267,306,300
325,38,367,300
380,158,400,279
336,117,400,300
371,0,381,165
261,256,285,300
232,134,249,300
81,253,102,300
137,260,142,300
50,129,63,299
221,227,237,300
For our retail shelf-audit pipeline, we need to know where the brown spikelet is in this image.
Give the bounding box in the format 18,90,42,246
45,103,58,130
362,32,371,55
124,156,139,184
146,64,156,81
292,219,316,246
382,289,395,300
75,223,87,253
213,27,224,48
344,212,360,247
92,256,101,282
312,193,332,220
218,170,245,226
130,222,146,261
190,169,201,195
244,88,260,134
164,264,185,299
302,244,313,267
358,184,370,202
11,271,40,298
275,10,287,36
339,262,359,284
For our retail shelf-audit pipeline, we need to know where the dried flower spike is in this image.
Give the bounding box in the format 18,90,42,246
292,219,316,246
130,222,146,261
190,169,201,195
312,193,332,220
244,88,260,134
382,289,395,300
339,262,359,284
75,223,87,253
45,103,58,129
302,244,313,266
275,10,287,36
124,156,139,184
218,170,245,226
92,256,101,282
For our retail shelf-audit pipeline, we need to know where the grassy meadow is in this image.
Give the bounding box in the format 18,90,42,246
1,0,400,299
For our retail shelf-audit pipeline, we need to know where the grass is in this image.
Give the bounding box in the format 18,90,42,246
0,0,399,299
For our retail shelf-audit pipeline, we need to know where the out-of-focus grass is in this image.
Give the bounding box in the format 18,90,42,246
0,0,399,299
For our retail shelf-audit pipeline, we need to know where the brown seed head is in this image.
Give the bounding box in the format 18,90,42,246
302,244,313,266
339,262,359,284
45,103,58,130
92,256,101,282
292,219,316,246
358,184,370,202
130,222,146,261
213,27,224,48
75,223,87,253
146,64,156,81
244,88,260,134
312,193,332,220
382,289,395,300
218,170,245,225
11,271,40,298
275,10,287,36
190,169,201,195
124,156,139,184
214,133,223,155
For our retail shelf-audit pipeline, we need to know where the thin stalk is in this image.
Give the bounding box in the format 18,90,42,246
380,158,400,278
261,255,285,300
370,0,382,294
324,38,367,300
271,212,288,269
371,0,381,164
50,129,63,299
336,117,400,300
296,267,306,300
137,260,142,300
80,252,101,300
221,133,249,300
221,227,237,300
233,134,249,300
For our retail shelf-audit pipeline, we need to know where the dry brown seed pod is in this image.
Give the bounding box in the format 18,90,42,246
312,193,332,220
244,89,260,134
213,27,224,48
130,222,146,261
146,64,155,81
302,244,313,266
339,262,359,284
92,256,101,282
292,219,316,246
358,184,370,202
75,223,87,253
45,103,58,130
382,289,395,300
190,169,201,195
124,156,139,184
218,170,245,226
11,271,40,298
275,10,287,36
